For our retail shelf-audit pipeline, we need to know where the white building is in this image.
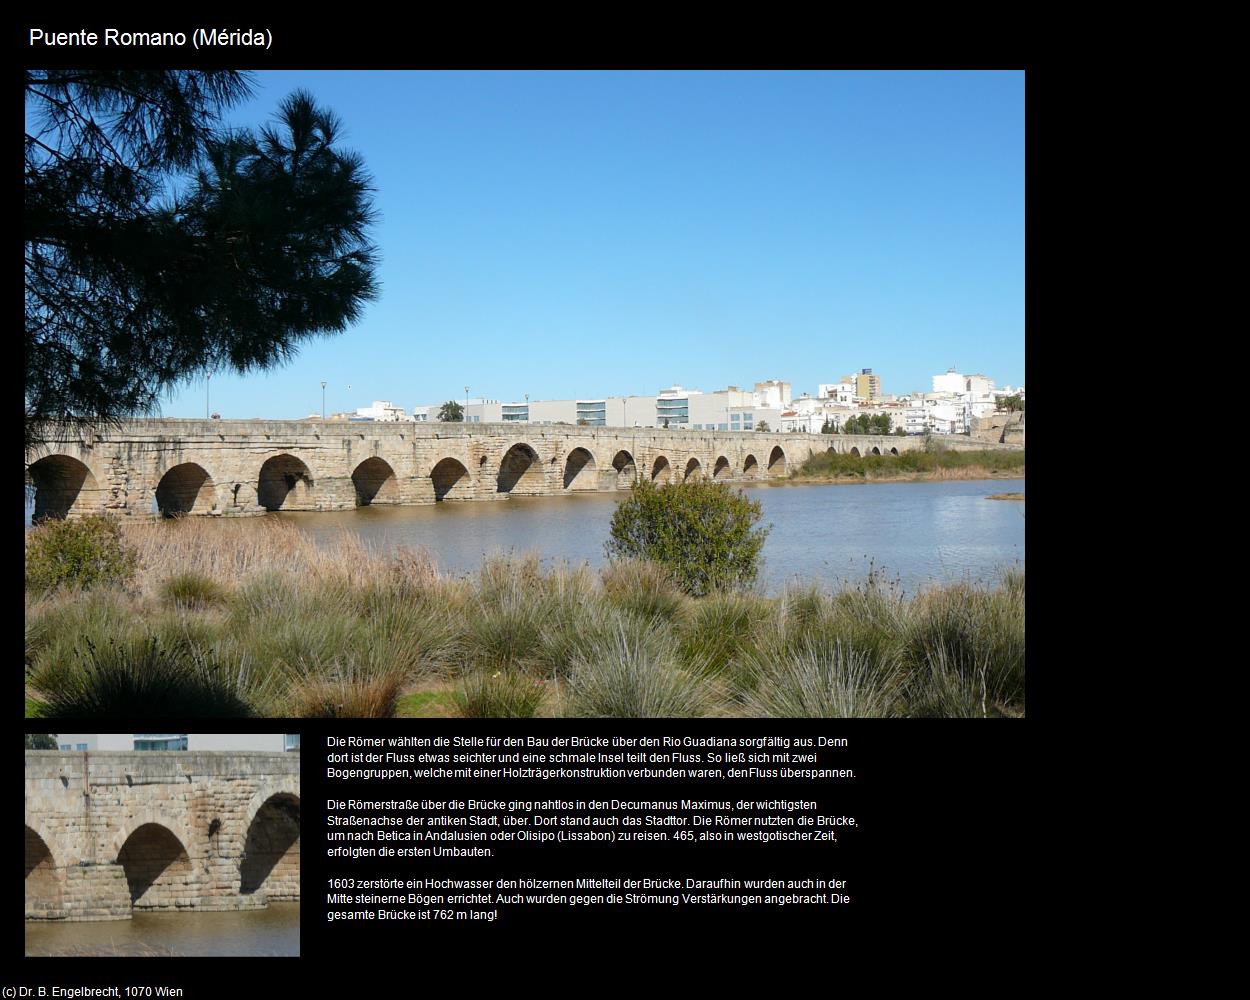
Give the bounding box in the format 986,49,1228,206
53,734,300,752
355,400,408,422
451,382,783,432
926,402,968,434
932,368,997,400
933,368,966,395
904,406,929,434
753,379,792,409
818,380,857,405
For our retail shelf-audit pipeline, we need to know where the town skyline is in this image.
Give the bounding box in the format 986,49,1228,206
154,70,1022,421
179,362,1024,423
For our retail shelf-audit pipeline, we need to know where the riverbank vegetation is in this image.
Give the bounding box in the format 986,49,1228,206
25,518,1024,719
793,448,1024,481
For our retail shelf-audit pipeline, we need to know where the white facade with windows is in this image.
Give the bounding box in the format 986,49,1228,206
818,381,857,405
445,382,783,431
53,734,300,752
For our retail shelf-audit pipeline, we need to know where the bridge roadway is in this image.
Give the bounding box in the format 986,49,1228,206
24,419,1013,520
25,751,300,922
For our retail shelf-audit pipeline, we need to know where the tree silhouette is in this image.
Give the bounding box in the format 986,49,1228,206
25,71,379,450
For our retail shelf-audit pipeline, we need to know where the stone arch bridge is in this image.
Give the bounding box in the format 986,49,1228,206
25,419,1013,520
25,751,299,922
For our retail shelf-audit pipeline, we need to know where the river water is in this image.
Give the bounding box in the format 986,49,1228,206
274,479,1024,594
24,901,300,957
25,479,1023,593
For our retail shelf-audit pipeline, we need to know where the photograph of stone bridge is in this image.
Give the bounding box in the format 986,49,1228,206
24,419,1010,521
25,749,300,923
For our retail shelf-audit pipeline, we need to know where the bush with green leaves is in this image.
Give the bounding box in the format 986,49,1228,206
25,515,139,594
605,480,770,597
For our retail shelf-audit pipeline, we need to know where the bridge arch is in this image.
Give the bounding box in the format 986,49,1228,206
430,457,472,500
116,823,195,910
497,443,544,494
155,462,216,516
743,454,759,478
767,446,787,477
849,446,861,458
257,454,315,510
563,447,598,491
870,446,881,456
890,446,899,456
712,456,731,480
25,824,64,918
652,456,672,484
239,780,301,900
27,455,101,521
684,457,703,482
611,450,636,488
352,457,399,506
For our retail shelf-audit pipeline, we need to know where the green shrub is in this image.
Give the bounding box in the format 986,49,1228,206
30,635,262,717
605,480,770,597
901,583,1025,710
905,645,1000,718
25,515,138,594
600,559,687,623
461,591,548,673
536,601,630,680
678,592,773,675
159,571,227,608
564,623,712,717
284,651,410,718
740,641,901,717
454,671,545,718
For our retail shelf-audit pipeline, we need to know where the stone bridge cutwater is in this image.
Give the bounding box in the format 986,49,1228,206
25,751,299,922
25,419,1019,520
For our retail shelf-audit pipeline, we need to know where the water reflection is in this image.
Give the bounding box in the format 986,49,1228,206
25,901,300,957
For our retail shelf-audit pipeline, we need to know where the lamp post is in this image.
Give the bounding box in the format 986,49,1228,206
321,381,327,422
206,372,211,420
464,386,469,424
525,393,529,423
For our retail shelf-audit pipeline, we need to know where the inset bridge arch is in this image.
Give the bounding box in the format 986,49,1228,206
155,463,216,516
257,454,316,510
352,457,399,506
26,455,102,521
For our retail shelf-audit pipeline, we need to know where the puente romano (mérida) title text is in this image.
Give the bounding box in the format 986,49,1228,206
29,27,271,49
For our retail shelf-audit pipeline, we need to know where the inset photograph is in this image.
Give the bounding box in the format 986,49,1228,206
24,732,300,956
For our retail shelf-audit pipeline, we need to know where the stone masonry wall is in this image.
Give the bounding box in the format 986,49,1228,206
25,751,300,922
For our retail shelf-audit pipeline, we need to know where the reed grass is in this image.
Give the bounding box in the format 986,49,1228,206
794,448,1025,480
24,518,1024,718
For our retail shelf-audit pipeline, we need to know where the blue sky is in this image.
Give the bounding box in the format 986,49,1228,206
163,70,1024,419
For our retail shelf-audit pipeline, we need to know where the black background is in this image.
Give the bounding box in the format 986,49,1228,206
21,718,1031,985
20,22,1039,985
